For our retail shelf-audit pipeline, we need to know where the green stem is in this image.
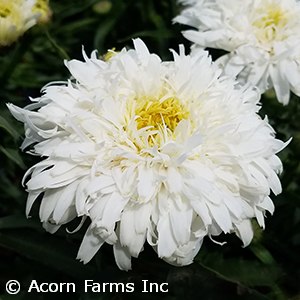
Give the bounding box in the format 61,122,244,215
44,28,70,60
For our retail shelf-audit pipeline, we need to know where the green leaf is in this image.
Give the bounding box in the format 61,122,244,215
196,251,280,287
52,0,98,20
0,215,40,230
59,18,97,34
93,0,126,51
119,29,176,41
0,229,96,279
249,244,277,265
0,146,25,169
44,29,70,60
94,18,117,52
0,115,20,141
195,249,286,299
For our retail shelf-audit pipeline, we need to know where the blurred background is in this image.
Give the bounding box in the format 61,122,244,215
0,0,299,299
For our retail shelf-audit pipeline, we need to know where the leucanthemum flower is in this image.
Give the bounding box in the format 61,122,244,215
0,0,50,47
174,0,300,105
8,39,288,270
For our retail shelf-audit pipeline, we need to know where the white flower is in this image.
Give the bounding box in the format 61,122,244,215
0,0,39,47
8,39,288,270
174,0,300,105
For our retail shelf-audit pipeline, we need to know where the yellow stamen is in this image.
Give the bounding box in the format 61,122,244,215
103,48,117,61
252,6,288,43
135,96,189,132
254,9,286,28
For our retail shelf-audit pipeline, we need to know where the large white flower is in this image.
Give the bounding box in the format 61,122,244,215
174,0,300,105
8,39,287,270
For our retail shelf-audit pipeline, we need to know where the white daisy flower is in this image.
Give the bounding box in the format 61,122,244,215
0,0,39,47
174,0,300,105
8,39,288,270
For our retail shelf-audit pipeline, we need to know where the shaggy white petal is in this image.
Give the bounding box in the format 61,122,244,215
120,208,147,257
52,182,78,223
113,232,132,271
157,213,178,258
77,225,105,264
39,189,62,222
42,222,61,234
113,246,132,271
26,191,40,217
169,204,193,245
235,219,254,247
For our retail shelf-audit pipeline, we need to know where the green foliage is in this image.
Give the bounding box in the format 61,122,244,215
0,0,299,299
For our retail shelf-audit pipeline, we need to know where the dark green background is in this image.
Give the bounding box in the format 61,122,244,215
0,1,299,299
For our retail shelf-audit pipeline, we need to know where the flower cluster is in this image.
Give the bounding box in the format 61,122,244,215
174,0,300,104
8,39,287,270
0,0,51,47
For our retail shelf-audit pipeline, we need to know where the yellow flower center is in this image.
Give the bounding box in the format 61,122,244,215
123,95,190,148
255,9,285,28
252,6,288,44
135,96,189,132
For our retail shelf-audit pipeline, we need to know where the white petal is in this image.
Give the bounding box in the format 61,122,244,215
134,203,151,234
52,180,78,223
269,65,290,105
75,179,89,216
207,202,232,233
119,208,146,257
169,203,192,245
39,189,62,222
258,196,275,215
77,225,104,264
133,38,151,61
42,222,61,234
235,219,254,247
26,191,41,217
157,214,177,258
137,165,156,202
166,167,183,194
99,192,127,234
255,207,265,228
113,238,132,271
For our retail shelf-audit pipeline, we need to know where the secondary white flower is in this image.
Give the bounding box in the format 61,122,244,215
174,0,300,105
0,0,49,47
8,39,287,270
